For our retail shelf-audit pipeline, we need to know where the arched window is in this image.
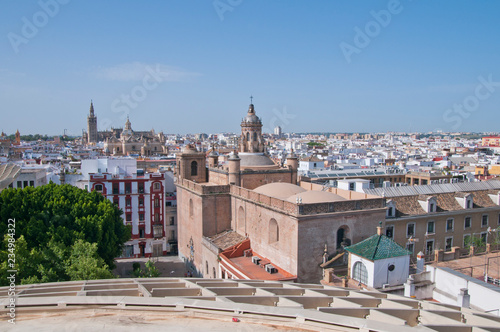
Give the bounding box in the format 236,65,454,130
253,132,257,141
246,132,250,141
191,161,198,176
206,261,209,274
269,218,279,243
189,199,194,218
238,206,245,230
352,261,368,285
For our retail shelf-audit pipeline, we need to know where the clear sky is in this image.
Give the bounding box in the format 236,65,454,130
1,0,500,136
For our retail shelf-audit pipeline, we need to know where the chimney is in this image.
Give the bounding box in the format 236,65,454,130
377,221,383,236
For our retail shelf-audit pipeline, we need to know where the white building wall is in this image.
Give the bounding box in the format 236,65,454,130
372,255,409,288
427,265,500,315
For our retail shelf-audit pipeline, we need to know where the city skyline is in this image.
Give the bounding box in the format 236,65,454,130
2,1,500,135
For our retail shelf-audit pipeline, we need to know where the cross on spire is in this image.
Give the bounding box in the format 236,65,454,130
250,95,253,104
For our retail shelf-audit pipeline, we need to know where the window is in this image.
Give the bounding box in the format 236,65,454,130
139,197,144,206
122,245,134,258
445,237,453,251
125,183,131,194
464,216,471,229
427,221,435,234
246,132,250,141
482,215,488,227
126,198,131,207
17,181,22,188
166,201,172,206
425,239,434,255
138,182,144,193
23,181,28,188
170,230,176,240
190,161,198,176
154,197,160,208
385,225,394,239
153,182,160,191
466,200,471,209
213,267,216,279
94,184,103,192
154,213,160,223
463,234,471,247
269,218,279,243
153,225,163,238
113,183,119,194
406,223,415,238
169,217,175,225
206,261,209,274
139,228,145,238
349,182,355,191
113,197,119,206
29,181,34,187
446,219,454,232
126,213,131,222
430,203,435,212
481,232,487,243
406,242,414,253
139,213,144,221
352,261,368,285
387,207,394,217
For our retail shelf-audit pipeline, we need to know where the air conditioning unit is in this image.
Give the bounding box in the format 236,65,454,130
265,264,278,274
243,249,253,257
252,256,261,265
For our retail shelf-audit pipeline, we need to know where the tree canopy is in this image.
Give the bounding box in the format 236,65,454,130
0,183,130,285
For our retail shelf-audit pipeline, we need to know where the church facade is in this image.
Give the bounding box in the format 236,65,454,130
176,103,384,283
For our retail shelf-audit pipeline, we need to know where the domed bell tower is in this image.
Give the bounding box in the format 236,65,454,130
239,99,264,154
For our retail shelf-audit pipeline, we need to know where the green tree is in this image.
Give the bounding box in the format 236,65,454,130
65,240,114,280
130,260,161,278
0,183,130,285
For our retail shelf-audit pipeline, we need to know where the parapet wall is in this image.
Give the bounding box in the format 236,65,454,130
178,178,230,195
231,186,385,216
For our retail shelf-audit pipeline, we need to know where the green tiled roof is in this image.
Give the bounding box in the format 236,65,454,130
345,234,411,261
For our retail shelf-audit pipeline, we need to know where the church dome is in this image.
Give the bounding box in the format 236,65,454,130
254,182,306,199
243,104,262,124
286,191,346,204
182,144,198,154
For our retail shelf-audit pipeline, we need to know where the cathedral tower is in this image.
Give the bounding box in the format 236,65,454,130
87,101,98,143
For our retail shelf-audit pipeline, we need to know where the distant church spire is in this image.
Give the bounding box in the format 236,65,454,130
89,100,95,116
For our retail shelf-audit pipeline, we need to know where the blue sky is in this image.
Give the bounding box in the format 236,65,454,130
1,0,500,136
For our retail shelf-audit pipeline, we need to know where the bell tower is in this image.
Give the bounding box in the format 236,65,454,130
87,100,98,143
239,97,264,153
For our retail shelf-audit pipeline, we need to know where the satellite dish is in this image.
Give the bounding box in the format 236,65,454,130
388,264,395,272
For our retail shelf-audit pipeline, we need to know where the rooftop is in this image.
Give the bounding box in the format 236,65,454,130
2,277,500,331
364,180,500,198
345,234,411,261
